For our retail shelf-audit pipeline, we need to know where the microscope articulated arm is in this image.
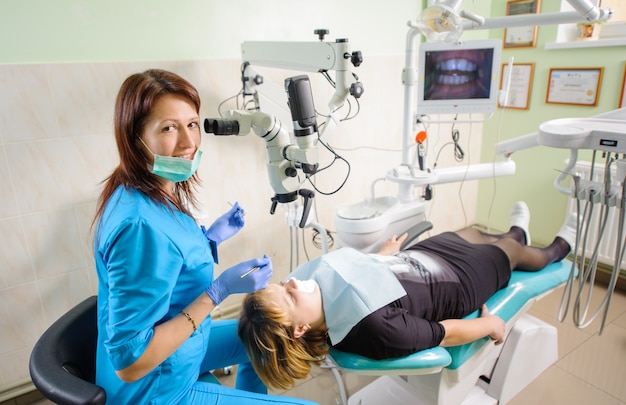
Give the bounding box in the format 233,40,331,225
241,31,364,124
204,108,318,228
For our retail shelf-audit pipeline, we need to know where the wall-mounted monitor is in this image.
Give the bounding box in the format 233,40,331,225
416,39,502,116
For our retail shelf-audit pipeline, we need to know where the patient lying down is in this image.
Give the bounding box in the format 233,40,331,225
238,202,577,390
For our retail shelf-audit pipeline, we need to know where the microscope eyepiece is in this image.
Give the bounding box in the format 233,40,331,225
203,118,240,136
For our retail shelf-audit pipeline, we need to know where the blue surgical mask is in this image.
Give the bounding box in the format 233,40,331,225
139,138,202,183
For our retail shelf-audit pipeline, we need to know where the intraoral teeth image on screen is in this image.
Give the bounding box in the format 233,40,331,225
424,48,493,100
416,39,502,116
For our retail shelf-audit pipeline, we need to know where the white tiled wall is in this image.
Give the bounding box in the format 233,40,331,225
0,57,482,395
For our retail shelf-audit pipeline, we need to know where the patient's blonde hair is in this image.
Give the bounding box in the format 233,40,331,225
238,289,329,390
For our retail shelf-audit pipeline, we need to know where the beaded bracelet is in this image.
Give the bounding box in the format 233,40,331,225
181,310,197,332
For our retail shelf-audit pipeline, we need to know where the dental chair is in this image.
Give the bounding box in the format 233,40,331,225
328,259,575,405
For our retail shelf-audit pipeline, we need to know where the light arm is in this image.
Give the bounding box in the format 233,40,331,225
462,9,612,31
418,0,612,42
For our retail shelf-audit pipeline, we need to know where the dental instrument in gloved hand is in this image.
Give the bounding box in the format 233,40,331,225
201,201,245,246
240,266,260,279
205,255,272,306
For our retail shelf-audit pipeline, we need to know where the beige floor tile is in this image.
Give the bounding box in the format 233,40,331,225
531,283,626,335
215,361,387,404
556,323,626,402
508,366,624,405
279,370,345,405
614,311,626,328
339,373,379,399
264,362,334,397
271,368,376,404
528,307,593,358
212,365,236,387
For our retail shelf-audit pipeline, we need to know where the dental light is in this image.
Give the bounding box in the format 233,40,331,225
415,0,464,43
417,0,613,43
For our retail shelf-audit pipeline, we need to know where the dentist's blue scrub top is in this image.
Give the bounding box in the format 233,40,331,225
94,186,214,404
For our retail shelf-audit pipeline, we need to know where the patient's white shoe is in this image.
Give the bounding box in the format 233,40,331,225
557,213,579,250
510,201,531,245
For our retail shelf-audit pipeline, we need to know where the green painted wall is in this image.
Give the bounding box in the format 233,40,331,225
0,0,419,63
1,0,215,63
477,1,625,246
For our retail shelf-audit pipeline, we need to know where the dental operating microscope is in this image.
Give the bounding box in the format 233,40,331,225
204,75,320,228
205,30,364,234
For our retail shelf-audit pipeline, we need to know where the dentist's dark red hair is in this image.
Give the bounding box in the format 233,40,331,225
94,69,201,227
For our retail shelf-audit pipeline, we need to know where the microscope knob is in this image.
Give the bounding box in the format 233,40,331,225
285,167,298,177
350,82,364,99
351,51,363,67
314,29,329,41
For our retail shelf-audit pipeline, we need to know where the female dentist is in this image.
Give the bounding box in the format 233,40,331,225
93,69,316,404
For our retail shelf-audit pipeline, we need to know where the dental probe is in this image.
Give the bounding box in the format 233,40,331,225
228,201,246,216
240,266,260,279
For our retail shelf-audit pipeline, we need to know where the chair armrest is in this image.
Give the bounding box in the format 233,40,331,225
400,221,434,250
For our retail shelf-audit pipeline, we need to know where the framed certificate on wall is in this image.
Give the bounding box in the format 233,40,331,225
546,67,603,107
498,63,534,110
503,0,541,49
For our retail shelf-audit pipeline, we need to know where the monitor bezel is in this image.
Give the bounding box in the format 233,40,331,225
416,39,503,116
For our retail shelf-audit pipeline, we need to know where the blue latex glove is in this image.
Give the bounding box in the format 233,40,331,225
202,202,245,246
205,255,272,306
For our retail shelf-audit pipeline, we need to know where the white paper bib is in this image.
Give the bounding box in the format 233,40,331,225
289,248,407,344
